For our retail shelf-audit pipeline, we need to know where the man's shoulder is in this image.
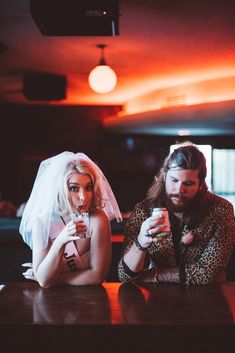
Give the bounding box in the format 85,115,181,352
206,191,234,210
129,199,152,220
134,199,151,211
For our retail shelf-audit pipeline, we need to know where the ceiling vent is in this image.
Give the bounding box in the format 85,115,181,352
29,0,120,36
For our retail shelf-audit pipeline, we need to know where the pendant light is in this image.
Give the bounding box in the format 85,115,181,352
88,44,117,94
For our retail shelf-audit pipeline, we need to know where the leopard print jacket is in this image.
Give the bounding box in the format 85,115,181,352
118,192,235,285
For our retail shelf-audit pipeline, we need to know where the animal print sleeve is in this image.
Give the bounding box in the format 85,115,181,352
184,200,235,285
118,200,150,282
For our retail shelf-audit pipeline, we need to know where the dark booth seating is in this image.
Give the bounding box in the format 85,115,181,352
0,218,32,282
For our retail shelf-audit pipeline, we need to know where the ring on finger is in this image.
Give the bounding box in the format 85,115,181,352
145,230,151,237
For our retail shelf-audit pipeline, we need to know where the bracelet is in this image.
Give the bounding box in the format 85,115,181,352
134,238,149,251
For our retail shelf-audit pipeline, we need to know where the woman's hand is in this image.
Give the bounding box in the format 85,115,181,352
55,219,87,247
137,215,170,248
22,263,38,282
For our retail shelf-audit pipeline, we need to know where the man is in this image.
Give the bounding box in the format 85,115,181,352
118,142,235,285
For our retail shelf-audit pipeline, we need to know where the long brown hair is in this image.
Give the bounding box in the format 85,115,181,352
146,142,208,204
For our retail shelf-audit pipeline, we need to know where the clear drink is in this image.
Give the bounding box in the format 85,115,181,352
70,212,90,238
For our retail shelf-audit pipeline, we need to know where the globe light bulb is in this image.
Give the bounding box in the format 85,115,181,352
88,65,117,94
88,44,117,94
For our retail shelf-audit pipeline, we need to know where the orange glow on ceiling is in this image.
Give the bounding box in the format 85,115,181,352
62,68,235,108
2,1,235,108
121,74,235,116
121,68,235,104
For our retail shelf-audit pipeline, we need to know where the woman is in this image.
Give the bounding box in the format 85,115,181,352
20,152,122,288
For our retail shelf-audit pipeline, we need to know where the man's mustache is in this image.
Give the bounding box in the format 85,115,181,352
168,194,187,200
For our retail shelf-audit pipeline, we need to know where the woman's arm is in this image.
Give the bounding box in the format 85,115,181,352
56,210,112,286
32,217,86,288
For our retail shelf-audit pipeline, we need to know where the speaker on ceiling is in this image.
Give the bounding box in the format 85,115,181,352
29,0,120,36
23,72,67,101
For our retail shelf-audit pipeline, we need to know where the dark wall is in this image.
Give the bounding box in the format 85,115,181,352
1,103,235,212
0,103,121,206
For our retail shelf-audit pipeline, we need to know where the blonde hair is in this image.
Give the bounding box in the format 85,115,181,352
53,160,104,216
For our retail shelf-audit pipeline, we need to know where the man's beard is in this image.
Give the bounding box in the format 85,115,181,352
165,193,199,213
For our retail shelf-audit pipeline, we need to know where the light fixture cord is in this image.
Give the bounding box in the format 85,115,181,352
97,44,107,66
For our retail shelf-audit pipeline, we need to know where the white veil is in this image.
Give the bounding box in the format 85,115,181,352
19,152,122,249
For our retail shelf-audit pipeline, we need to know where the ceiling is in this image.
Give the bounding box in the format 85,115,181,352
1,0,235,135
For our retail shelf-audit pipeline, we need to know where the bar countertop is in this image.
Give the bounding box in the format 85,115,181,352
0,281,235,353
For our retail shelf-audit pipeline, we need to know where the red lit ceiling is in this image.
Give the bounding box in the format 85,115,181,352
1,0,235,134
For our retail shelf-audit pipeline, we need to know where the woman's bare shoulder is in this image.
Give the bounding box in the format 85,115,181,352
89,209,110,236
90,209,109,222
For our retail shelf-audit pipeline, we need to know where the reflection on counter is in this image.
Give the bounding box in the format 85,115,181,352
23,285,111,324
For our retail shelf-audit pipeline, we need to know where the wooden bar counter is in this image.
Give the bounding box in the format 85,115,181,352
0,281,235,353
